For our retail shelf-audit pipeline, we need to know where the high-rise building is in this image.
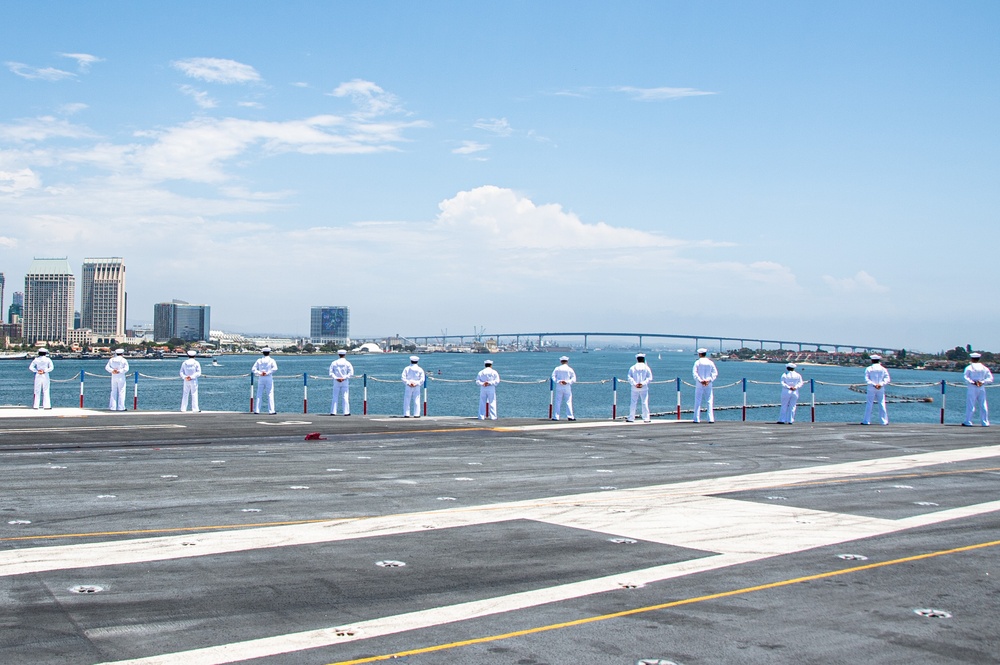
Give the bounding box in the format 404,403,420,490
23,258,75,344
81,257,126,343
310,306,350,345
0,272,5,324
153,300,211,342
8,291,23,324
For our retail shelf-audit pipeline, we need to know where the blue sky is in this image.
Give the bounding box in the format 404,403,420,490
1,1,997,352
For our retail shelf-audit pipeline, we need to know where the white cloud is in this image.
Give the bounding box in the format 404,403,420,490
59,53,103,72
822,270,889,293
474,118,513,137
435,185,680,250
453,140,490,155
0,183,804,334
0,168,40,194
330,79,404,117
0,236,16,248
0,116,96,142
172,57,262,84
6,62,75,81
179,85,218,109
614,86,716,101
58,103,89,115
238,101,264,108
555,85,715,101
136,114,427,182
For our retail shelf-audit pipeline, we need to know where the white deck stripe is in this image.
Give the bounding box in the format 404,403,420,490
0,424,186,434
97,494,1000,665
4,444,997,664
3,444,998,579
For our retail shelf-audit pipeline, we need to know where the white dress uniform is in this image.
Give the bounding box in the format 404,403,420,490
778,367,804,424
328,353,354,415
862,360,891,425
252,353,278,414
105,352,130,411
402,357,426,417
963,357,993,426
476,363,500,420
627,358,653,422
179,355,202,412
692,352,718,423
551,359,576,420
28,353,54,409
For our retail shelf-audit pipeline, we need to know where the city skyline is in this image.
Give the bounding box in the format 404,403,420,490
1,3,998,352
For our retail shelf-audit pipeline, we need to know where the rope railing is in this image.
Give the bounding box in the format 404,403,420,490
17,369,997,424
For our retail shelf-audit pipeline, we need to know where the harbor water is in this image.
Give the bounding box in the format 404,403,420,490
0,350,978,424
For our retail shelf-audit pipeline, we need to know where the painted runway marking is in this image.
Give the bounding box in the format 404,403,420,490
0,423,186,434
3,444,999,578
318,539,1000,665
4,443,997,665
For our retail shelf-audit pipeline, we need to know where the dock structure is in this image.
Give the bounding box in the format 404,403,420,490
407,330,899,354
0,410,996,664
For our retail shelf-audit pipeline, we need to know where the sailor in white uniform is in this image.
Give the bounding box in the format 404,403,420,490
252,347,278,414
476,359,500,420
551,356,576,421
328,349,354,416
627,353,653,423
692,348,718,423
778,363,804,424
28,348,53,409
402,355,425,417
106,349,130,411
861,354,891,425
963,352,993,427
180,349,202,412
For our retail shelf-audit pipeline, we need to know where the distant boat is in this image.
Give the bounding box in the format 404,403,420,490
0,352,28,361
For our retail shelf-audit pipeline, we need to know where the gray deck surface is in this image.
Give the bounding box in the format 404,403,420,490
1,408,997,664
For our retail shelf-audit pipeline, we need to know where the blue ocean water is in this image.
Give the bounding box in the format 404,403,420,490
0,350,972,424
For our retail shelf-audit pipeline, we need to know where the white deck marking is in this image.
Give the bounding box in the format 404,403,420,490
0,424,187,434
0,407,106,419
2,444,995,665
3,444,998,579
496,419,686,431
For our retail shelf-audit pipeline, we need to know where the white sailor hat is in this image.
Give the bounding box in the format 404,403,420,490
261,347,271,353
337,349,347,355
409,355,420,362
115,349,125,355
870,354,881,361
38,348,48,354
484,359,493,365
559,355,569,361
187,350,197,357
697,348,708,354
786,363,796,369
636,352,645,359
970,352,982,359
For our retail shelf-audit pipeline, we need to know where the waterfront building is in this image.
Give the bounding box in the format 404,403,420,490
153,300,211,342
68,328,94,347
23,258,75,344
0,272,5,324
81,257,126,343
310,306,350,346
0,322,21,345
